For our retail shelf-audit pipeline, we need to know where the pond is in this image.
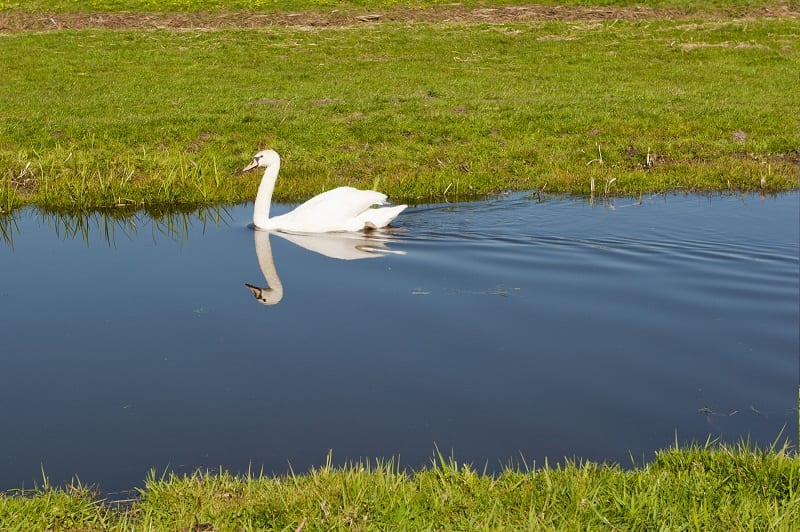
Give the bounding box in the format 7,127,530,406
0,192,797,495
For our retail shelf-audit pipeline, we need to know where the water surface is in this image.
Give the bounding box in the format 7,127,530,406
0,193,797,494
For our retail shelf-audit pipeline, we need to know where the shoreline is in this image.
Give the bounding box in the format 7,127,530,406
2,441,798,529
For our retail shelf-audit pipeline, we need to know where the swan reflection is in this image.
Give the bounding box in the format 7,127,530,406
246,229,405,306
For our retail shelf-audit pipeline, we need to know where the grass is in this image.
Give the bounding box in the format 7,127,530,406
1,440,798,530
3,1,794,13
1,5,796,528
0,3,797,212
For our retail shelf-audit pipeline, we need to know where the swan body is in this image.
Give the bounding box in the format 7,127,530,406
242,150,406,232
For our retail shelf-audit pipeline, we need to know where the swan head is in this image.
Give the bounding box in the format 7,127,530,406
242,149,280,173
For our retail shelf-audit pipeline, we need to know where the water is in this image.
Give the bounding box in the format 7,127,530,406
0,192,797,494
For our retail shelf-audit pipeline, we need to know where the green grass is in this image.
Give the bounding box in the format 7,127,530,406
1,4,798,212
1,441,798,530
3,1,793,13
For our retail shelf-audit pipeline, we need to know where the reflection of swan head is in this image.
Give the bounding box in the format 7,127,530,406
245,282,283,306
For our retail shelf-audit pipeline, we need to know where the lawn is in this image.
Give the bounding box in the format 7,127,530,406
1,1,797,211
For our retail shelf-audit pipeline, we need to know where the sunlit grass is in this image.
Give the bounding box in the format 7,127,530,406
1,6,797,212
1,441,798,530
3,0,790,12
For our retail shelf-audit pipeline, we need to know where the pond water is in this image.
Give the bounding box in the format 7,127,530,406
0,192,797,495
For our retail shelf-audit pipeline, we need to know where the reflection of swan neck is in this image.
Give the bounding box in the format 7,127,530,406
253,163,279,229
249,230,283,305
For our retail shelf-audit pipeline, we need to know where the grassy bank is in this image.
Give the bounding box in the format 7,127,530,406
5,1,795,13
1,3,798,212
1,442,798,530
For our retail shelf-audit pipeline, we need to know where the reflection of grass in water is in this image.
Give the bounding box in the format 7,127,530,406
1,9,798,211
0,205,233,248
0,213,19,248
1,440,797,529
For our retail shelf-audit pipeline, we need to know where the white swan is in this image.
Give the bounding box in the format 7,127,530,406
241,149,407,232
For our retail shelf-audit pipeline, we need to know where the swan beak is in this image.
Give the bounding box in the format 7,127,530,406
241,159,259,173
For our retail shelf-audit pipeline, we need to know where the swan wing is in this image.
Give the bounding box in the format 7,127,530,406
273,187,393,232
298,187,387,215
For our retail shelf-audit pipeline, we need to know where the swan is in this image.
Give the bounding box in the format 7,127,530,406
241,149,407,232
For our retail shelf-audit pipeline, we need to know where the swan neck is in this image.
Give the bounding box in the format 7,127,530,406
253,163,279,229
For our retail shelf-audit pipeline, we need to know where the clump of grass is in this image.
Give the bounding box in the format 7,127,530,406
0,478,116,530
1,441,798,530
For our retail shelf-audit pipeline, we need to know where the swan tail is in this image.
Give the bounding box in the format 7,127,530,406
357,204,407,230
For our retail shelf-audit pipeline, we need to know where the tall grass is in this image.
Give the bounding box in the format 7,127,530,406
1,441,798,530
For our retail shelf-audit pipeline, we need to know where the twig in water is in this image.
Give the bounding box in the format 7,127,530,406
760,163,771,196
534,182,547,202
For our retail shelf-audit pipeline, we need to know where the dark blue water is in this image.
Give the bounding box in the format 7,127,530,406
0,192,797,494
